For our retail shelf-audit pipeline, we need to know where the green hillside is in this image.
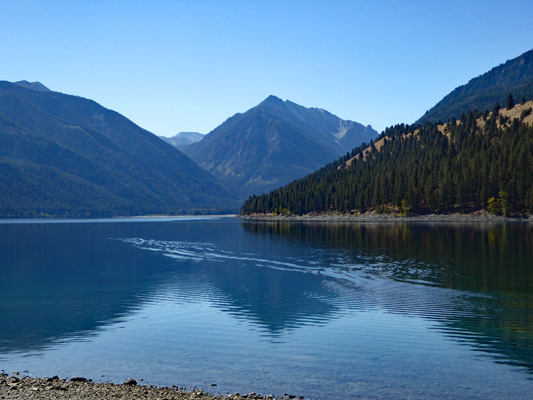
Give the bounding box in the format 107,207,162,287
242,101,533,216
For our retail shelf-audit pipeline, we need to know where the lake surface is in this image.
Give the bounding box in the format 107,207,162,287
1,217,532,399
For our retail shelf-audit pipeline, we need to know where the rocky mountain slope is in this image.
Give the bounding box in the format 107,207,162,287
161,131,205,150
185,95,377,196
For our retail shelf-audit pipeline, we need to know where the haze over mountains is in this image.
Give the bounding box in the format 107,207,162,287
161,131,205,150
0,81,237,217
184,95,377,196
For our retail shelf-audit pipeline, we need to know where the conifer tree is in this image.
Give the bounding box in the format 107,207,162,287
242,107,533,217
506,93,515,110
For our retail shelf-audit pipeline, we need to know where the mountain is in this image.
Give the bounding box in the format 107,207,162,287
0,81,238,218
14,80,51,92
161,131,205,150
242,101,533,216
417,49,533,124
184,95,377,196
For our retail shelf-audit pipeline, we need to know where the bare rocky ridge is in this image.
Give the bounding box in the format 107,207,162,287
162,132,205,150
185,95,377,197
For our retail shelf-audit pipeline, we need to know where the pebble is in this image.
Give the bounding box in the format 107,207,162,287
0,373,291,400
242,212,531,223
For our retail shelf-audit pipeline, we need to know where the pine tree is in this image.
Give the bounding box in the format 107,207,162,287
242,115,533,217
506,93,515,110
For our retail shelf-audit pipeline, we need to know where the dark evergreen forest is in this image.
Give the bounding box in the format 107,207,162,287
242,104,533,217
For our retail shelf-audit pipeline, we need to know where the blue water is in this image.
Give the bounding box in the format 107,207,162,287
1,217,532,399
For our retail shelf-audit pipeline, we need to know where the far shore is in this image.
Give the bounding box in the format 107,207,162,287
240,212,533,223
0,214,239,223
125,214,238,219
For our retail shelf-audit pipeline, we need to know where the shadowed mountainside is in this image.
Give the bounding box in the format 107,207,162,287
0,81,237,217
417,49,533,124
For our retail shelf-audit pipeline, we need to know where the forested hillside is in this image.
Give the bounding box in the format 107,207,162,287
242,100,533,216
0,81,238,218
417,49,533,124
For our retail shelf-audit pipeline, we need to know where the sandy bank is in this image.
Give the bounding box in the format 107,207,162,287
0,374,292,400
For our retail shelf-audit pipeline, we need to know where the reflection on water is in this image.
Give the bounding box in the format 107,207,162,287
118,237,342,335
244,222,533,370
0,218,532,399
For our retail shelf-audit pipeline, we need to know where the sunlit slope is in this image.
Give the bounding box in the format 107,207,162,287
242,102,533,216
185,95,377,197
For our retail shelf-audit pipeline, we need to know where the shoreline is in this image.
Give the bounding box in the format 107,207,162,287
0,373,290,400
240,212,533,223
126,214,238,218
0,215,239,224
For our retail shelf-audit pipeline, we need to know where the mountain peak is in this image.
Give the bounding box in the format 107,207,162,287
261,95,285,106
161,132,205,150
185,97,377,197
15,80,50,92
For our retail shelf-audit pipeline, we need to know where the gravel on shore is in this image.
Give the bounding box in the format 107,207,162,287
0,374,292,400
240,212,533,223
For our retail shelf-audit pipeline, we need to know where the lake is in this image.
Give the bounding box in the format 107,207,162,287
1,217,532,399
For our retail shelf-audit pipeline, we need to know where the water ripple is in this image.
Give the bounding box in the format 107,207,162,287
116,235,533,375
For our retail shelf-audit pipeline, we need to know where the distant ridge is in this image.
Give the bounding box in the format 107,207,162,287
417,49,533,124
14,80,50,92
0,81,237,217
185,96,377,197
162,132,205,150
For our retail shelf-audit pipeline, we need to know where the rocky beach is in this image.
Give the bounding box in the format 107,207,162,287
0,373,290,400
240,211,533,223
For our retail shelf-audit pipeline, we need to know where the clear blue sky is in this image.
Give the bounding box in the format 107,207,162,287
1,0,532,136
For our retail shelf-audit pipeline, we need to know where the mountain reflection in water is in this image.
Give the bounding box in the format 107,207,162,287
243,221,533,371
1,218,532,399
